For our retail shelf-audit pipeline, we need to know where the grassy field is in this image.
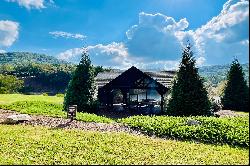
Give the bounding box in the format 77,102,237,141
0,94,249,147
0,94,63,104
0,94,114,123
0,125,248,165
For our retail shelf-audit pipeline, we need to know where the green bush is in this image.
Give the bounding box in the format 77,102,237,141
120,115,249,147
0,74,24,94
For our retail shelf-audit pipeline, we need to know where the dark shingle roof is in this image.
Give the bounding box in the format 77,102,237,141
95,67,176,89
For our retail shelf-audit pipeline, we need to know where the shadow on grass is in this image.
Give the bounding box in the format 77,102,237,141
94,107,164,121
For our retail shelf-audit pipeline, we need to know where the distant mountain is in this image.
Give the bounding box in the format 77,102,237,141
199,63,249,86
0,52,248,87
0,52,69,65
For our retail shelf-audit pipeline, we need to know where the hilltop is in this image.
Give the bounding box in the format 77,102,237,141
199,63,249,85
0,52,69,65
0,52,248,93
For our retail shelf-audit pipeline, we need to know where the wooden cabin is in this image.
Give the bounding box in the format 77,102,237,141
95,66,176,115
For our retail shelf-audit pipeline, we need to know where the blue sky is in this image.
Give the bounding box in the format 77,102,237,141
0,0,249,70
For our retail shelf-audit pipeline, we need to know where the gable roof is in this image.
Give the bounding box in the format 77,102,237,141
96,67,176,89
98,66,172,95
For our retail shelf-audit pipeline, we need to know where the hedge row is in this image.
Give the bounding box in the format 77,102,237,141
120,115,249,147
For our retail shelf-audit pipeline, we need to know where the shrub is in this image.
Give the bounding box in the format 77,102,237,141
0,74,24,94
120,115,249,147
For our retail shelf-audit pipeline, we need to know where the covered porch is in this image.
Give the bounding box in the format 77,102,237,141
98,66,169,115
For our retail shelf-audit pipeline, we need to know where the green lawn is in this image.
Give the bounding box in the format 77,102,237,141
0,94,63,104
0,94,248,147
0,125,248,165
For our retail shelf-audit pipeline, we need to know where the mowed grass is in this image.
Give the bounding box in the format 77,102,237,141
0,125,248,165
0,94,249,146
0,94,114,123
0,94,63,104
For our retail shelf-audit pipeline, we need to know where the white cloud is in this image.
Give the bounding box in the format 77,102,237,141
58,0,249,70
241,39,249,46
57,47,82,62
58,42,180,70
194,0,249,64
125,12,191,62
0,20,19,47
0,50,7,53
196,57,206,66
58,42,136,69
125,0,249,67
49,31,87,40
6,0,47,9
195,0,248,42
135,60,179,71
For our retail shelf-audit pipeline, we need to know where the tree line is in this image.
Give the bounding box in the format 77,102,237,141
64,45,249,115
0,62,106,94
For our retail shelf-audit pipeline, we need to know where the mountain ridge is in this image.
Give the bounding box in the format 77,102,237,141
0,52,70,65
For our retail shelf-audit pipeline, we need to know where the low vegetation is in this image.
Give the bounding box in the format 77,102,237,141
120,115,249,147
0,74,24,94
0,94,63,104
0,100,113,123
0,94,248,147
0,125,248,165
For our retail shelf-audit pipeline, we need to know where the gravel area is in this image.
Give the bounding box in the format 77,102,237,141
0,109,142,135
214,110,248,117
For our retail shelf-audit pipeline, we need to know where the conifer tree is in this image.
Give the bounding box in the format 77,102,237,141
167,44,211,116
221,59,249,111
63,47,97,112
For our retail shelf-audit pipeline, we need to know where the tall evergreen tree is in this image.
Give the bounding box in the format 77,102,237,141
221,59,249,111
167,44,211,116
63,47,97,112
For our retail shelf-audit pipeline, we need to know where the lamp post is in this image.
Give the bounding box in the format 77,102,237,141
67,105,77,121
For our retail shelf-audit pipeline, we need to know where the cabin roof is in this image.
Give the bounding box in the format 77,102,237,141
95,66,176,89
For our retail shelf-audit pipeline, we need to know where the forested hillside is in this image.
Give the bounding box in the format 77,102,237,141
0,52,249,94
0,52,68,65
199,63,249,86
0,52,105,94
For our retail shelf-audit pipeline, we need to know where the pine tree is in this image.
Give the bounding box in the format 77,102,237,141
167,44,211,116
63,47,97,112
221,59,249,112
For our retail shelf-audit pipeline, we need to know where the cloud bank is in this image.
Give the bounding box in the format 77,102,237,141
58,0,249,70
0,20,19,48
5,0,54,9
49,31,87,40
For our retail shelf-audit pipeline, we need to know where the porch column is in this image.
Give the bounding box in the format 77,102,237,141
121,89,128,105
160,94,164,112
